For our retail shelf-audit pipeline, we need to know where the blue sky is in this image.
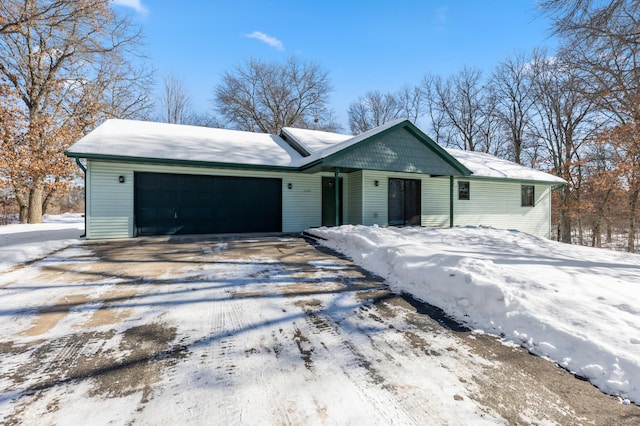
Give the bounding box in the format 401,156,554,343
114,0,557,130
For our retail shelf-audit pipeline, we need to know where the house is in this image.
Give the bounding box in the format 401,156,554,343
64,118,565,239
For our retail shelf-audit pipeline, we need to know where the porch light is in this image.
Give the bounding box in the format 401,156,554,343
287,183,293,189
118,175,125,183
374,180,379,187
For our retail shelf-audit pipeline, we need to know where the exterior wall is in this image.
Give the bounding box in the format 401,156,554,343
85,160,325,238
86,161,135,239
351,172,553,238
85,160,553,239
451,178,552,238
360,170,438,227
346,170,363,224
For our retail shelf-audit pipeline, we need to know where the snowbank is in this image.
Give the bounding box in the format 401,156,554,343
0,213,84,272
308,225,640,404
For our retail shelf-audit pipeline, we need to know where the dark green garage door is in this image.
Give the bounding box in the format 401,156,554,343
135,172,282,236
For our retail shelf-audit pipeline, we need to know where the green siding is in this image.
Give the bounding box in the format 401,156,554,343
324,128,463,175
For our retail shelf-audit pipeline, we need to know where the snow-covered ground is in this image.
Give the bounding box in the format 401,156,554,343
308,225,640,405
0,213,84,273
2,216,639,423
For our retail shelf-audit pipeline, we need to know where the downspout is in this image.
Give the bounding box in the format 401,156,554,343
334,168,340,226
449,176,454,228
75,157,87,238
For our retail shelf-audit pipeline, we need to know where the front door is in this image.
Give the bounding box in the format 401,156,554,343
322,176,343,226
388,178,421,226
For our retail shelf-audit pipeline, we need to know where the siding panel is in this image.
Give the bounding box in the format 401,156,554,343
87,161,323,238
346,170,363,224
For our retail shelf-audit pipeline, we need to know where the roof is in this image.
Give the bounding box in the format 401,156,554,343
447,149,566,184
280,127,351,156
66,118,565,184
65,119,303,168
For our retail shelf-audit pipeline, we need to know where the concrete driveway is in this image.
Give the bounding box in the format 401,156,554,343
0,235,638,425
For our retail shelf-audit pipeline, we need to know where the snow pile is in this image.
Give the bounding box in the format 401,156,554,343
308,225,640,403
0,213,84,272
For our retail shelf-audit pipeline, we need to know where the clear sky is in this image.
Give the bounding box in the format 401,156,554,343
113,0,557,130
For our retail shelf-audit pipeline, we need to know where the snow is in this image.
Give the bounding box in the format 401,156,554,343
281,127,351,154
67,119,564,185
446,149,566,184
308,224,640,403
0,213,84,273
66,119,303,167
0,217,505,424
4,216,638,423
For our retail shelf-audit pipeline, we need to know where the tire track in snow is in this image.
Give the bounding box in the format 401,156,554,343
293,298,419,424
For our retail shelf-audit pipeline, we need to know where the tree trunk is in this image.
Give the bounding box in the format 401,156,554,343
577,215,584,245
27,184,44,224
42,189,54,216
592,221,601,247
559,211,572,243
628,189,639,253
14,189,29,223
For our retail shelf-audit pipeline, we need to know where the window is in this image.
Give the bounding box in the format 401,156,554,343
521,185,535,207
458,181,470,200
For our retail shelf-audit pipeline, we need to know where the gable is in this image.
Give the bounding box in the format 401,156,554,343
321,127,468,176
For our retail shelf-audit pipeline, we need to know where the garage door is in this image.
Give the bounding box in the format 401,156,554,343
134,172,282,236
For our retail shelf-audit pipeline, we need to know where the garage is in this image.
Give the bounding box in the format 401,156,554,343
134,172,282,236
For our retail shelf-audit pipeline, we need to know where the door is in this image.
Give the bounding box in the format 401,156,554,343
321,176,343,226
134,172,282,236
388,178,421,226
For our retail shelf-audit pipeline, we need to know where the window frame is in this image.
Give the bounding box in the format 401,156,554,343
458,181,470,201
521,185,535,207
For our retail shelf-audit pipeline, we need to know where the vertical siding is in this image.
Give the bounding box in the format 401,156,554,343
346,170,363,224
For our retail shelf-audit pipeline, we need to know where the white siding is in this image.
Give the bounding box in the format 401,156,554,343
361,170,389,226
85,160,554,239
346,170,363,224
452,178,552,238
86,160,324,238
423,177,450,227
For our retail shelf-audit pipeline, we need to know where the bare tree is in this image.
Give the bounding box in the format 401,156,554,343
347,91,401,134
528,49,598,244
541,0,640,251
160,73,191,124
489,52,536,164
214,56,337,134
421,66,497,152
396,85,424,125
0,0,153,223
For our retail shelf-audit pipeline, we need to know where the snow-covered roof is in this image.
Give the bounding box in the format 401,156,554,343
281,127,351,155
67,118,565,184
66,119,303,168
447,149,566,184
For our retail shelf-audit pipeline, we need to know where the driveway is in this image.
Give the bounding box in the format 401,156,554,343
0,235,638,425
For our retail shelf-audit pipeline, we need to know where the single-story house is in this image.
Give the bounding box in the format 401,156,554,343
64,118,565,239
